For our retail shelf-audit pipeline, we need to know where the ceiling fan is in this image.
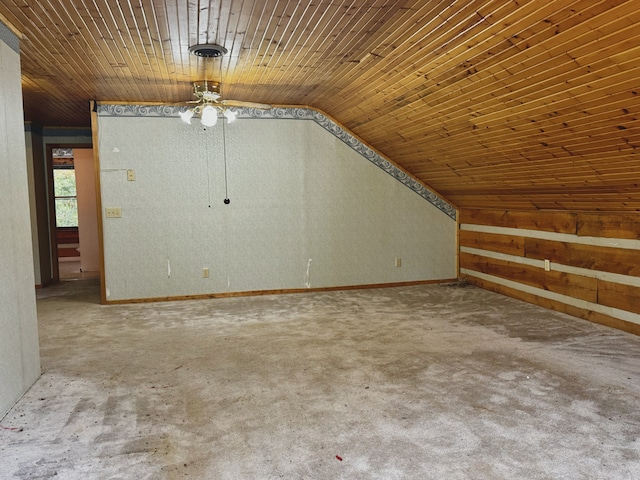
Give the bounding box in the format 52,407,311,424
178,44,271,127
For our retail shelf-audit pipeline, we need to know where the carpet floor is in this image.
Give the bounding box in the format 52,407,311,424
1,279,639,479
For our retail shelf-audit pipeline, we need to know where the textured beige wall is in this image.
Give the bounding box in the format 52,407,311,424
0,24,41,418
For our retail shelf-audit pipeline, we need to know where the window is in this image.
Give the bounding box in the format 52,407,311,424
53,168,78,227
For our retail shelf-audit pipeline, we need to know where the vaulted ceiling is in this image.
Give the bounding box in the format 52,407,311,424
2,0,639,212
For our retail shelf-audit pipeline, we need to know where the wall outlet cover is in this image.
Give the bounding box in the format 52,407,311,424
105,207,122,218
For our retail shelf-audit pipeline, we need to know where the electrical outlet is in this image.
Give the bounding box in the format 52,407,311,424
105,207,122,218
544,259,551,271
127,169,135,181
202,268,210,278
395,258,402,267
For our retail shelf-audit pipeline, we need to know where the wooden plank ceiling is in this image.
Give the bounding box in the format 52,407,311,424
2,0,639,212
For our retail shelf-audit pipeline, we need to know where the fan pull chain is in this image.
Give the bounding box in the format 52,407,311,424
223,119,230,205
219,47,230,205
206,125,212,208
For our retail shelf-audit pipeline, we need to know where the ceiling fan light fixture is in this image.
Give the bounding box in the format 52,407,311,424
179,109,194,125
223,109,237,123
193,80,221,98
200,105,218,127
177,44,270,128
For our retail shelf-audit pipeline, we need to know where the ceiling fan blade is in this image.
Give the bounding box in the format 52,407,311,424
221,99,272,109
162,100,201,106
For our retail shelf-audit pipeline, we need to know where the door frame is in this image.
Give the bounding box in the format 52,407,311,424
46,143,93,283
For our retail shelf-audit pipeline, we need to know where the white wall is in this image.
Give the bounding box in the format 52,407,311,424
97,110,456,301
0,23,41,418
75,148,100,272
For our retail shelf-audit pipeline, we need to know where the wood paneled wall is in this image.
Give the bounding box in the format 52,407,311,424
459,209,640,335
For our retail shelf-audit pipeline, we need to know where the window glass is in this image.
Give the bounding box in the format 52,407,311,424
55,198,78,227
53,169,77,196
53,168,78,227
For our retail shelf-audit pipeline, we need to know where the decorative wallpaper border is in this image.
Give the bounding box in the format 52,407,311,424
52,148,74,158
98,104,456,219
0,19,20,54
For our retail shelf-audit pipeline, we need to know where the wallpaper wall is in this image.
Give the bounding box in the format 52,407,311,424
0,22,41,418
97,105,457,302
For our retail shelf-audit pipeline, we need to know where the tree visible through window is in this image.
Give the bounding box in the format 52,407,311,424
54,168,78,227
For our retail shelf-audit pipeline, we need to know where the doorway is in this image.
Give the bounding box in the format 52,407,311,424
49,147,100,281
